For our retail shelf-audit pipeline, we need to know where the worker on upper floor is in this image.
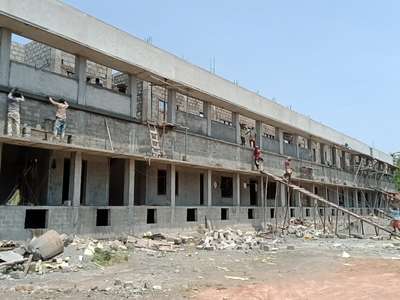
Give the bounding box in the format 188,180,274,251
284,157,293,182
7,87,25,136
49,96,69,141
254,146,264,170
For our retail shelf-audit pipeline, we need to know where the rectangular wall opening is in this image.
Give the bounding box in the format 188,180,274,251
221,176,233,198
221,208,229,220
147,209,157,224
319,208,324,216
270,208,275,219
109,158,125,206
25,209,48,229
306,208,310,217
248,208,254,219
96,209,110,226
290,208,295,218
266,182,277,199
157,169,167,195
249,180,257,206
62,158,70,203
187,208,197,222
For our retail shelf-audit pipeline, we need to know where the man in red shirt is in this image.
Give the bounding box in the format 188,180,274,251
254,146,264,170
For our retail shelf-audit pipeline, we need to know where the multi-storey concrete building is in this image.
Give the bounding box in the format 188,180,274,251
0,0,396,239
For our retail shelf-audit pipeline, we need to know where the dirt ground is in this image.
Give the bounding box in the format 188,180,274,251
1,237,400,299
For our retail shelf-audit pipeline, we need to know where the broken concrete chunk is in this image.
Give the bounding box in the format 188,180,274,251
27,230,64,261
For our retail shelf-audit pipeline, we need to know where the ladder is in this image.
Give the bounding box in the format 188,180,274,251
148,122,162,157
259,169,399,238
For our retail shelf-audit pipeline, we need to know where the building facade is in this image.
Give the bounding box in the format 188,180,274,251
0,0,396,240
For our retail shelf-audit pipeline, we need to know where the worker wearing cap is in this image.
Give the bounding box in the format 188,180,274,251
7,87,25,136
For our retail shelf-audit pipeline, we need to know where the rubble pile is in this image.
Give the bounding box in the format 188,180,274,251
286,218,334,239
196,228,266,250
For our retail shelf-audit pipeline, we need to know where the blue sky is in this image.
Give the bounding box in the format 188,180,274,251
62,0,398,154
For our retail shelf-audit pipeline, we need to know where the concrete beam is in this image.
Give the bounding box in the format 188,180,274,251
167,89,177,124
69,151,82,207
255,120,262,148
206,169,212,206
74,56,87,105
141,81,152,122
124,159,135,206
0,27,11,87
128,75,138,119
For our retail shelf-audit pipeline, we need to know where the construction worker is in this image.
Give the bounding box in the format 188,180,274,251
49,96,69,140
284,157,293,181
240,123,247,146
249,127,256,148
7,87,25,136
254,146,264,170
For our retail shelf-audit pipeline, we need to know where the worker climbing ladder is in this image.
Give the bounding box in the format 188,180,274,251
148,122,162,157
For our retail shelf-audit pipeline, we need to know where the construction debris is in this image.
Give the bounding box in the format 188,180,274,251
28,230,64,261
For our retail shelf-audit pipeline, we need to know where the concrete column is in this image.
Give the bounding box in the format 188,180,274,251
294,135,300,159
142,81,152,122
344,188,349,208
255,120,262,148
233,173,240,207
276,128,284,155
69,152,82,207
320,143,325,165
232,112,240,144
74,56,87,105
206,169,212,206
169,164,176,223
203,102,212,136
128,75,138,118
124,159,135,206
354,190,359,209
280,182,286,207
0,28,11,87
259,176,264,207
167,89,177,124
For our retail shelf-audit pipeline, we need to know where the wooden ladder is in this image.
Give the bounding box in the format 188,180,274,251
148,122,162,157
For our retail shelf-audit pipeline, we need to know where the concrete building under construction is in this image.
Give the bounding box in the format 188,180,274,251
0,0,396,240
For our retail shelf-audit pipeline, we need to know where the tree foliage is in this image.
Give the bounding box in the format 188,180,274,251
395,158,400,191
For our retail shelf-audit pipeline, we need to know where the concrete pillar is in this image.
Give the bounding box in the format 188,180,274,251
169,164,176,223
142,81,152,122
69,152,82,207
128,75,138,118
354,190,359,209
167,89,177,124
0,28,11,87
203,102,212,136
124,159,135,206
233,112,241,144
280,182,286,207
206,169,212,206
259,176,264,207
74,56,87,105
276,128,284,155
233,173,240,207
344,188,349,208
255,120,262,148
294,135,300,159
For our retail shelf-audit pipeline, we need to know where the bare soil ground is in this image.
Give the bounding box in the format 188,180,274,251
1,238,400,299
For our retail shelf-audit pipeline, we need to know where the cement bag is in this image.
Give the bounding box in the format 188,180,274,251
28,230,64,260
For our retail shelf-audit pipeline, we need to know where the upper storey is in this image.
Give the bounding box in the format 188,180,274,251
0,0,393,164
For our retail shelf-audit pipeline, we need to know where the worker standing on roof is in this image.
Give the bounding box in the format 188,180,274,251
254,146,264,170
284,157,293,182
49,96,69,141
7,87,25,136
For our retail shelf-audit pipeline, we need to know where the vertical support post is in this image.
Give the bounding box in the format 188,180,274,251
234,173,240,207
354,190,359,209
128,75,138,118
169,164,176,223
277,128,284,155
167,89,177,124
0,28,11,87
233,112,241,145
124,159,135,206
259,176,264,207
141,81,152,122
313,184,317,229
255,120,262,148
206,169,212,207
70,152,82,207
204,102,212,136
74,56,87,105
294,135,300,159
344,188,349,208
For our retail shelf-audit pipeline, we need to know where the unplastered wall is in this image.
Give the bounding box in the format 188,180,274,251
83,154,109,206
146,163,170,206
175,167,203,206
212,171,235,206
47,151,70,206
239,175,259,206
